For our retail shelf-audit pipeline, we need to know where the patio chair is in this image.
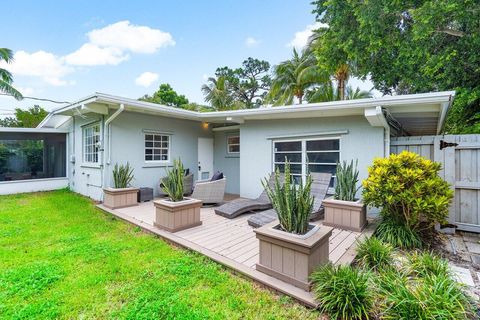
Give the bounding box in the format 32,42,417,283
214,173,284,219
247,172,332,228
191,177,227,204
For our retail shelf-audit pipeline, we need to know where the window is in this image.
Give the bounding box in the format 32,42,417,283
273,138,340,187
227,135,240,153
145,133,170,162
83,123,100,163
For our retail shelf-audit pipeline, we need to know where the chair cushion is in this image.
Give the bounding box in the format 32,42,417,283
210,171,224,181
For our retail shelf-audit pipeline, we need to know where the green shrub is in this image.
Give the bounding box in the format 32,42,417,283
356,236,393,271
375,217,423,249
406,251,450,278
334,159,360,201
161,158,185,202
312,264,373,320
262,161,313,234
378,273,473,319
362,151,453,240
112,162,134,188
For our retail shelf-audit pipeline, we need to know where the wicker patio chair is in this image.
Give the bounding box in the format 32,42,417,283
214,173,284,219
247,172,332,228
191,177,227,204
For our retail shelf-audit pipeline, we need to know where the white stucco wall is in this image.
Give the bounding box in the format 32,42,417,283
0,178,69,195
239,116,384,199
213,130,240,194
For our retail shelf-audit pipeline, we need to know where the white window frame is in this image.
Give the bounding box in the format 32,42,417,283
82,122,101,164
226,134,240,154
272,136,341,192
144,132,171,163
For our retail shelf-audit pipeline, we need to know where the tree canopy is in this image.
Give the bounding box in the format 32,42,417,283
140,83,189,107
311,0,480,133
203,57,271,109
0,105,48,128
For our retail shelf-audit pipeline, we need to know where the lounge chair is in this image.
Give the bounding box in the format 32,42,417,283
247,172,332,228
214,173,283,219
191,177,227,204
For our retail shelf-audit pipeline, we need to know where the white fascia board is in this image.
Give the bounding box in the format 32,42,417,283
0,127,69,133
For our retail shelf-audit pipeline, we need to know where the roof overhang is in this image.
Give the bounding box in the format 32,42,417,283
39,91,455,135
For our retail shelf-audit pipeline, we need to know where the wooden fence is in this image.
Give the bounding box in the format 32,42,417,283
391,135,480,233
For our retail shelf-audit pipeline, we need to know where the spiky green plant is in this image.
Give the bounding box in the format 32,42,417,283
112,162,134,188
334,159,360,201
161,158,185,202
262,161,313,234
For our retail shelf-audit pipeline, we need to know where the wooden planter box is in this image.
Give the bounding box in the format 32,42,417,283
103,187,139,209
254,222,333,291
322,197,367,232
154,198,202,232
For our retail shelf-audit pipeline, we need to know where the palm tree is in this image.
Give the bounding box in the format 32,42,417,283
0,48,22,100
307,82,372,103
201,76,234,111
267,48,327,105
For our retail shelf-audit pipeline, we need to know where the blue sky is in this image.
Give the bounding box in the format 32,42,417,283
0,0,373,116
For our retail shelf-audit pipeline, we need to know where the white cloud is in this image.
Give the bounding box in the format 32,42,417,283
245,36,260,48
0,50,73,86
88,20,175,54
65,43,129,66
287,22,328,49
135,71,159,87
202,74,209,80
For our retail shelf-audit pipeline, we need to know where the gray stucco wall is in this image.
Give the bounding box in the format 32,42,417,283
213,130,240,194
107,111,212,196
239,116,385,199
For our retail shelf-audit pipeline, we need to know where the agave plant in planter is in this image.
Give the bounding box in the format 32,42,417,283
153,158,202,232
323,159,367,232
103,162,139,209
254,161,333,290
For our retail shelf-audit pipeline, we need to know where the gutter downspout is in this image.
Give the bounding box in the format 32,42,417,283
102,104,125,188
375,106,390,157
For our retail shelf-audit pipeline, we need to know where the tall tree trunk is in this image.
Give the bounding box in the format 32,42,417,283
335,64,349,100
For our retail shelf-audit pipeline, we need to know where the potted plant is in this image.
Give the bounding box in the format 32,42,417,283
323,160,367,232
103,162,139,209
254,162,333,291
153,159,202,232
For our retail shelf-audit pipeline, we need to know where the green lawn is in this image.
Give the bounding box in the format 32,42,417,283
0,190,319,319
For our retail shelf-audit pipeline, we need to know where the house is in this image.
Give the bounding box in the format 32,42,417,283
0,91,454,203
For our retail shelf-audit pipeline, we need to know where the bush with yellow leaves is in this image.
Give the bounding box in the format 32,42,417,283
362,151,453,235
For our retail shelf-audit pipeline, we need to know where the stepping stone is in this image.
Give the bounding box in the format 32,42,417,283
465,241,480,254
472,254,480,268
450,264,475,287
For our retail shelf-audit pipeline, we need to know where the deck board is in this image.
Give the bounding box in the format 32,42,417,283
98,199,375,308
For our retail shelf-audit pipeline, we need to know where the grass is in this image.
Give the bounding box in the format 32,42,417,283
0,190,319,319
375,217,422,249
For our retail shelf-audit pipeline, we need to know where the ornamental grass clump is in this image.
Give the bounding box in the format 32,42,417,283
377,273,473,319
161,158,185,202
375,216,423,249
262,161,313,234
112,162,134,188
362,151,453,248
334,159,360,201
312,264,373,320
406,251,450,278
356,236,393,271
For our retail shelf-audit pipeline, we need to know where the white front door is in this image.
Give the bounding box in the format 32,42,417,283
198,138,214,180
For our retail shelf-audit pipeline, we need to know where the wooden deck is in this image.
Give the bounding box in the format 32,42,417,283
98,197,376,307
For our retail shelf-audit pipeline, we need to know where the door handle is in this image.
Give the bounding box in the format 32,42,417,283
198,166,201,171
